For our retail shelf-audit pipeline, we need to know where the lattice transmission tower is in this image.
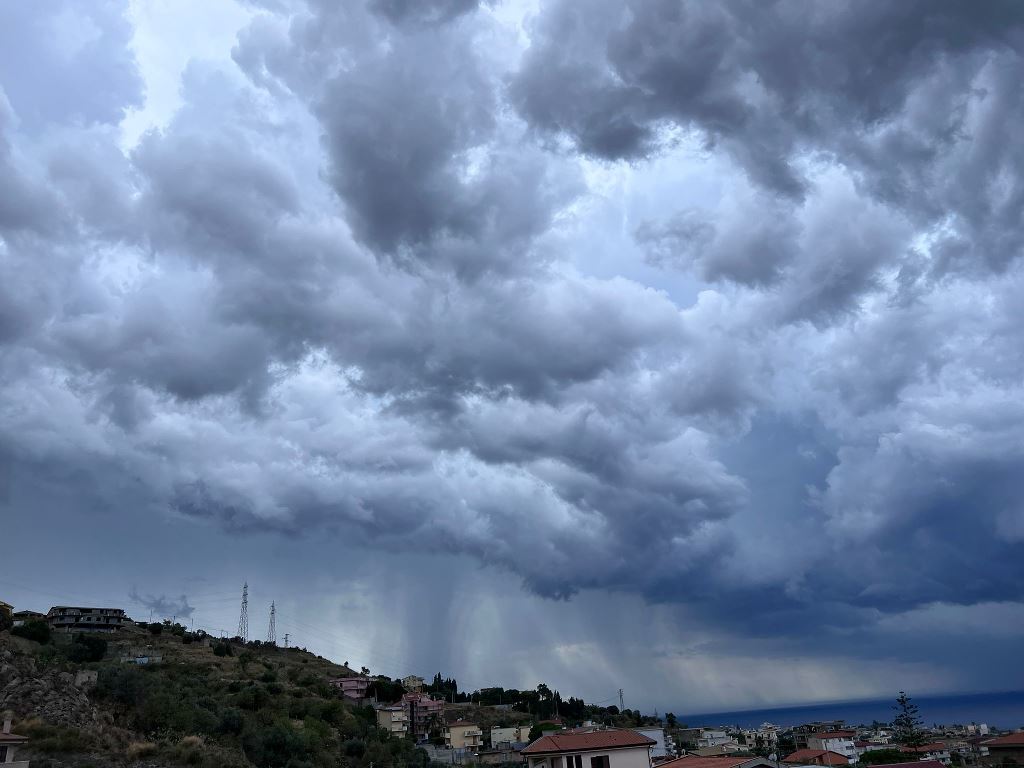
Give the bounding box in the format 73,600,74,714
237,582,249,642
267,601,276,645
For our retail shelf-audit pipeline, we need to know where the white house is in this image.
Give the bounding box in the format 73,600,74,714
492,726,532,747
522,729,655,768
807,732,858,764
635,728,669,758
699,730,733,748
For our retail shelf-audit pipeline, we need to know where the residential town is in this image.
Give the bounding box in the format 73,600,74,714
1,598,1022,768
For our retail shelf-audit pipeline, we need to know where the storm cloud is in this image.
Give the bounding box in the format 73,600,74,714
2,0,1024,707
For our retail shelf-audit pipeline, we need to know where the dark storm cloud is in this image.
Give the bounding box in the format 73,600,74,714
129,589,196,620
4,0,1024,696
368,0,487,25
514,0,1024,273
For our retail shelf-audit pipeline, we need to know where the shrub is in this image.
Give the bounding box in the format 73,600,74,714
12,620,51,644
67,634,107,662
219,708,245,735
126,742,158,759
148,622,163,635
213,642,233,657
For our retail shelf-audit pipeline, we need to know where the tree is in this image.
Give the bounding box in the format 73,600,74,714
666,712,677,728
11,620,51,644
892,691,925,748
67,634,107,662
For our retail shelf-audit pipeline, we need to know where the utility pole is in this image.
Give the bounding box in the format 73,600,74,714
237,582,249,642
619,689,624,712
266,601,276,645
283,633,289,648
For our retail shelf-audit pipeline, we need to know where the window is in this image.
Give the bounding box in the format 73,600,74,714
590,756,610,768
569,756,583,768
0,746,7,761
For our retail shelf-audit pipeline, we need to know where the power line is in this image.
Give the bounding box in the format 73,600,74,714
237,582,249,642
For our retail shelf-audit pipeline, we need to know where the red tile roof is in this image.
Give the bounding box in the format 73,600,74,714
522,730,656,755
985,733,1024,747
904,743,947,753
782,749,850,765
657,756,754,768
858,762,945,768
810,732,856,740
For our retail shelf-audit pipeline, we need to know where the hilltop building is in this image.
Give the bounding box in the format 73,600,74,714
402,675,425,692
328,676,371,703
46,606,125,633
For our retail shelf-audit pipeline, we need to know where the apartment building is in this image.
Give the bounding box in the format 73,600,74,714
807,732,858,763
46,606,125,633
376,706,410,738
402,692,445,740
328,676,371,703
446,721,484,750
491,725,532,747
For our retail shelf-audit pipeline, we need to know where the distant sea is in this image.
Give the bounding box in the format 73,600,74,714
675,690,1024,730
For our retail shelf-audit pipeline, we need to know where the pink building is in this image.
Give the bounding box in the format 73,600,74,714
401,691,445,740
329,676,371,702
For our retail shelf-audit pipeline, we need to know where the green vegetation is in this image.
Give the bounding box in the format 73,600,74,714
860,749,912,765
26,628,430,768
11,619,52,643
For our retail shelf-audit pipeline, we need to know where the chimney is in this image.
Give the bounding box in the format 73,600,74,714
3,718,11,734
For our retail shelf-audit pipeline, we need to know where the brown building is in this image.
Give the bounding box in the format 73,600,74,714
982,733,1024,766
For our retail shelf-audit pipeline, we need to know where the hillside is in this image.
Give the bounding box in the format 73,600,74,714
1,623,427,768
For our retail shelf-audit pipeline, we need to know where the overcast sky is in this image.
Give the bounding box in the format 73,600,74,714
3,0,1024,715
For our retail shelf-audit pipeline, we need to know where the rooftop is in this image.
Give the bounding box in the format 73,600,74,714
984,733,1024,747
657,756,758,768
782,749,850,764
811,732,856,740
522,730,656,755
857,762,945,768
